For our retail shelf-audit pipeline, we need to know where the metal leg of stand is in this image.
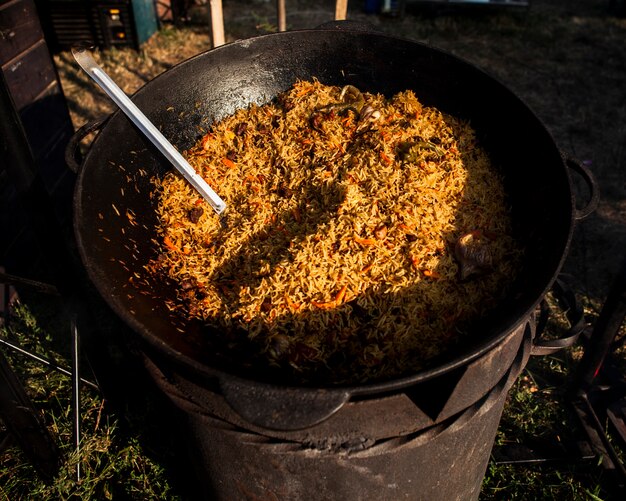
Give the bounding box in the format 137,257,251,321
0,337,98,390
574,256,626,390
71,315,81,482
1,271,96,483
568,255,626,496
0,271,9,326
0,272,98,390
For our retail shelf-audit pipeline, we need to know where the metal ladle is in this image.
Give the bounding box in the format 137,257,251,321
72,44,227,215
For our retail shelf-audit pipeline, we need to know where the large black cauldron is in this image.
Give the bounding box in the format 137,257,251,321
73,26,594,499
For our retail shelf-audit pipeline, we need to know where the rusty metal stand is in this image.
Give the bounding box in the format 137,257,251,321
0,270,99,482
490,261,626,497
491,276,595,467
569,255,626,496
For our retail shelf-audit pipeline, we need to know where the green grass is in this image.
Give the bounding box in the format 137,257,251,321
482,355,610,500
0,297,182,500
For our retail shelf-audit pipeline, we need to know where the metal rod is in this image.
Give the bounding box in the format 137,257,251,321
0,272,59,297
72,45,226,215
71,316,81,482
0,337,99,391
573,391,626,490
574,256,626,390
1,273,9,327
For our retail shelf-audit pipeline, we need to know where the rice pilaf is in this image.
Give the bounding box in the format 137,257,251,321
147,80,521,384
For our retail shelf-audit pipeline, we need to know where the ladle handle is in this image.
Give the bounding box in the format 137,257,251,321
71,45,227,215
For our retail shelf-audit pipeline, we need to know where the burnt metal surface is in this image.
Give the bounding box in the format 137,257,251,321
73,26,583,422
145,317,531,500
145,319,530,432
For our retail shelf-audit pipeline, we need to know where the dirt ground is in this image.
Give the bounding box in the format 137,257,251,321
54,0,626,313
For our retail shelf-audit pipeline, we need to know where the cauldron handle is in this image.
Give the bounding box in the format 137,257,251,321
220,377,350,431
565,156,599,221
531,276,586,356
65,118,109,174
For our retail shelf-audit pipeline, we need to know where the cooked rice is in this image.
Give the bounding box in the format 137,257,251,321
146,80,521,384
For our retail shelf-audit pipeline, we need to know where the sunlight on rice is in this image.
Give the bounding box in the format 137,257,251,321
146,80,521,383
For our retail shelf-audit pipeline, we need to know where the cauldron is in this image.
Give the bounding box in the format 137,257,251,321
72,25,595,499
73,25,595,426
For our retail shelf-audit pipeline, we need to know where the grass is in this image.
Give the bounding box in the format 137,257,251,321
480,288,626,499
482,358,607,500
0,296,183,500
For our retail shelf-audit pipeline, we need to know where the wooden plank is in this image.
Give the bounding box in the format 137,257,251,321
1,40,56,111
0,0,44,63
209,0,225,47
277,0,286,32
335,0,348,20
20,81,74,159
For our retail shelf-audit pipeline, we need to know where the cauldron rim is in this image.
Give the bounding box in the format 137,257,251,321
73,27,576,405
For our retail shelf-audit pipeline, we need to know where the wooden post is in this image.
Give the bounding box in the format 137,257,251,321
335,0,348,20
277,0,287,32
209,0,225,47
